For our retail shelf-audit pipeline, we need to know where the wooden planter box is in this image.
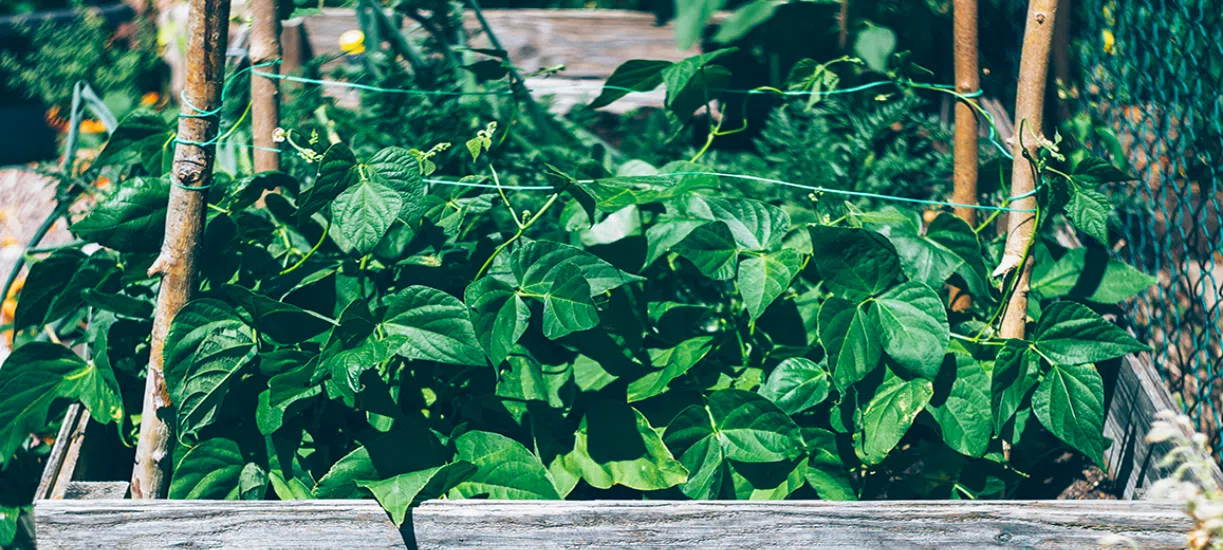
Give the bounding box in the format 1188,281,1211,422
25,352,1218,548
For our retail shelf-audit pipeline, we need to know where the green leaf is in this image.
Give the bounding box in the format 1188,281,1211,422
1033,301,1148,364
383,286,487,366
571,399,688,491
162,299,258,442
541,262,600,339
925,213,990,299
92,110,170,168
69,176,168,252
1030,248,1156,304
809,225,899,298
462,59,509,82
256,359,321,435
12,249,85,332
887,231,961,289
239,462,269,500
358,462,477,526
644,218,705,267
44,251,119,325
1033,363,1107,466
168,437,244,499
674,221,739,280
1066,187,1111,244
661,48,738,121
589,59,672,110
465,277,530,367
684,196,789,251
708,389,805,463
927,353,992,457
1072,157,1135,184
451,431,560,500
991,340,1038,435
366,146,427,223
0,343,123,466
510,240,644,296
803,428,856,500
627,336,715,402
675,0,726,49
663,405,729,499
298,143,359,221
81,288,153,319
712,0,782,43
854,25,897,71
218,285,332,345
331,179,401,255
758,357,830,415
729,457,807,500
855,372,933,465
587,166,719,210
874,282,950,380
818,298,881,388
738,248,801,320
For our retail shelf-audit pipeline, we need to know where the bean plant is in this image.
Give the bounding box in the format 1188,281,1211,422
0,47,1157,535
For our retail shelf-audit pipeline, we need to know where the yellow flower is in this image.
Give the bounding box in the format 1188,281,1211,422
141,91,161,107
339,29,366,55
1102,29,1115,54
0,236,16,247
79,120,107,134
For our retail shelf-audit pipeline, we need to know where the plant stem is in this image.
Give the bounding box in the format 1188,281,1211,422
280,220,330,276
131,0,233,499
475,192,559,279
489,164,522,228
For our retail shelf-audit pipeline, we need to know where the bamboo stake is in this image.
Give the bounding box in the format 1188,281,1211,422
130,0,232,499
998,0,1058,341
951,0,979,227
251,0,282,173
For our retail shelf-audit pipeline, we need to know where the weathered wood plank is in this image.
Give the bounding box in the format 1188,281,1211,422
33,500,1191,549
61,482,129,501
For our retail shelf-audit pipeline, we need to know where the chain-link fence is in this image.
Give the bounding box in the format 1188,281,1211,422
1070,0,1223,454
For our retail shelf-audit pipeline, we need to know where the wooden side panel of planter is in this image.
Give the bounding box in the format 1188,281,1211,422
32,499,1191,549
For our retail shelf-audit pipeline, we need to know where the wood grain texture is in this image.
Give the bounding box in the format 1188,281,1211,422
33,499,1191,549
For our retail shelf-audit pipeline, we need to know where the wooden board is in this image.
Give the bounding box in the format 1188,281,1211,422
32,499,1191,549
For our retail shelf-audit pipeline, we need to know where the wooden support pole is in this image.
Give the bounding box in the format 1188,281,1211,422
251,0,282,173
130,0,232,499
951,0,979,226
998,0,1058,340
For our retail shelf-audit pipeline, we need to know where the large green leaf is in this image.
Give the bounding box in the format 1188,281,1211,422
758,357,830,415
383,286,487,366
661,48,737,121
1030,248,1156,304
358,462,477,526
674,0,725,49
925,213,990,299
729,457,807,500
168,437,244,499
510,240,643,296
874,282,949,380
1073,157,1134,185
298,143,359,220
887,232,961,290
644,217,706,268
541,262,600,339
465,277,530,367
684,196,789,251
1066,187,1111,244
92,110,170,168
818,298,881,388
674,221,739,280
313,424,449,499
0,343,123,466
331,179,401,255
738,249,801,320
663,405,729,499
256,358,321,435
1033,301,1147,365
991,340,1038,435
12,249,85,332
45,252,119,326
855,372,933,465
627,336,715,402
708,389,805,463
803,427,856,500
571,399,688,491
589,59,672,110
218,285,332,345
163,299,258,443
69,176,168,252
1033,363,1107,466
451,431,560,500
809,225,898,298
366,146,426,222
712,0,782,43
854,26,897,71
927,353,991,457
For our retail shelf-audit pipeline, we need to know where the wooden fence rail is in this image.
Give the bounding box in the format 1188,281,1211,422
32,499,1191,549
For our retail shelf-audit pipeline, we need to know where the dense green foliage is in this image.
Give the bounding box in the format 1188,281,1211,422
0,3,1157,539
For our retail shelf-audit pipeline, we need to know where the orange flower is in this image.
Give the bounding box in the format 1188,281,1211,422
7,275,24,298
1,298,15,321
45,106,68,132
0,236,17,247
95,176,112,189
141,91,161,107
79,120,107,134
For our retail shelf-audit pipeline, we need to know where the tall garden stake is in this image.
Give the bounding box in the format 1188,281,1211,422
251,0,282,173
130,0,233,499
949,0,979,312
998,0,1058,341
